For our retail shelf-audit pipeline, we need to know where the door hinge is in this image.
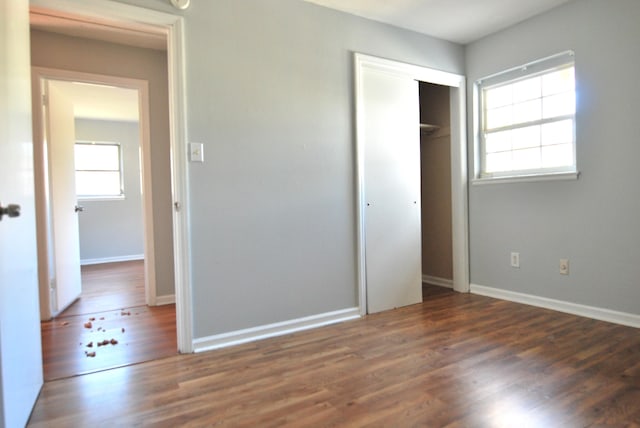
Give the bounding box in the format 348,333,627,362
174,201,181,212
42,94,48,106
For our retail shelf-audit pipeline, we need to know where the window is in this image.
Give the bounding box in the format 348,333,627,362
476,51,577,181
74,142,124,198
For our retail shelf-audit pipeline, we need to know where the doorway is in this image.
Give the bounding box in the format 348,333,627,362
32,72,178,380
31,0,191,382
29,0,192,355
31,69,161,315
48,79,147,316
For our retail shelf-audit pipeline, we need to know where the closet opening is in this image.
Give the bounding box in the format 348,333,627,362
418,82,454,300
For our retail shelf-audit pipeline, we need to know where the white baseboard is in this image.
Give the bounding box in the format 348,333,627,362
422,275,453,288
193,307,361,353
470,283,640,329
155,294,175,305
81,254,144,266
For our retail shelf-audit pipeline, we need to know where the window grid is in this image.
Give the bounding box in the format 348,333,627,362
74,142,124,198
477,59,576,179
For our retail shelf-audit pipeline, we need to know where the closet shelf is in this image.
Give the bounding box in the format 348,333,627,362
420,123,440,135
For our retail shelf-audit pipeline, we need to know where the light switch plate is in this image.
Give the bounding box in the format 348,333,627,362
189,142,204,162
510,252,520,268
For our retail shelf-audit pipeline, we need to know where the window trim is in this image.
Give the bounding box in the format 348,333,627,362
473,51,578,183
74,140,125,200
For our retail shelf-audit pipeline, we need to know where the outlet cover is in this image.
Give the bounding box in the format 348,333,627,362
560,259,569,275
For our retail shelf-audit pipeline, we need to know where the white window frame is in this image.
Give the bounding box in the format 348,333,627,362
473,51,579,184
74,141,125,200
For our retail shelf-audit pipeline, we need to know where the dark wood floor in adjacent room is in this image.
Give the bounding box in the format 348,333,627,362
40,261,177,381
31,284,640,426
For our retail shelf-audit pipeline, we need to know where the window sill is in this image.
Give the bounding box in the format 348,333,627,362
471,171,580,186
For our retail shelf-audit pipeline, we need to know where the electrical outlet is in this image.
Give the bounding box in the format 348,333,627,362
559,259,569,275
510,252,520,268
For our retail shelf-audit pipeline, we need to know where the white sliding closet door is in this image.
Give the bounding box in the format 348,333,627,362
360,63,422,314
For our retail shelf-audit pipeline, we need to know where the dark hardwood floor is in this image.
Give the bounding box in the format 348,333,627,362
422,282,455,298
40,261,177,381
30,284,640,426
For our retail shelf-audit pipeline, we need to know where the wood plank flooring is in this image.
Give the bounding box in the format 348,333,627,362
60,261,147,317
40,261,177,381
30,286,640,426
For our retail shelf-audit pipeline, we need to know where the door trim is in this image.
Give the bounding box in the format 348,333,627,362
30,0,193,352
31,68,157,316
354,53,469,316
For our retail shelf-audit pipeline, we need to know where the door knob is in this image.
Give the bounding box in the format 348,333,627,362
0,203,21,221
75,205,84,213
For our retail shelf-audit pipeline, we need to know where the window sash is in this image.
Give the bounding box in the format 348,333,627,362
74,141,124,198
476,52,576,179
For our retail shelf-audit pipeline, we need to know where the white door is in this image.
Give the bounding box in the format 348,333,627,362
0,0,44,425
45,80,82,315
361,66,423,313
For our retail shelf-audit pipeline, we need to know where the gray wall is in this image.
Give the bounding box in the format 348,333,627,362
75,119,144,263
30,30,175,297
186,1,463,337
466,0,640,314
116,0,463,337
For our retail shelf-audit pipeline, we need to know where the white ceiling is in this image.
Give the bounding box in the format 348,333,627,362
301,0,574,44
50,80,139,122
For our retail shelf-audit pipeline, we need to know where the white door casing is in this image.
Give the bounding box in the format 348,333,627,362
354,53,469,315
44,80,83,315
361,66,423,313
0,0,44,425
